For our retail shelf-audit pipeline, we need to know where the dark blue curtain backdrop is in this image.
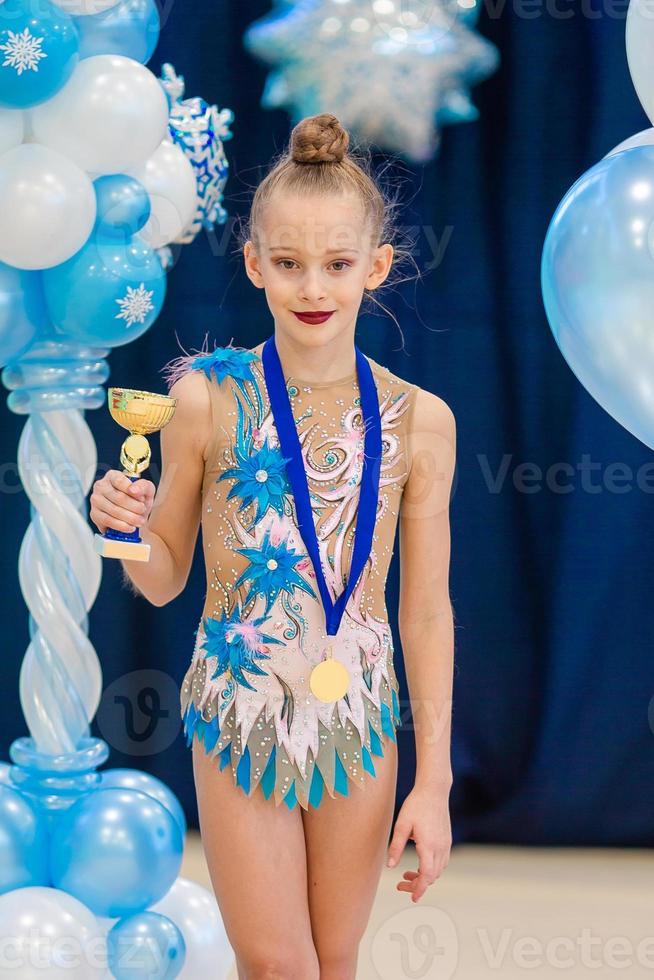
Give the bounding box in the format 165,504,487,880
1,2,652,844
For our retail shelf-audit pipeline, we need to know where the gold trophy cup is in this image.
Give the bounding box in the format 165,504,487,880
93,387,177,562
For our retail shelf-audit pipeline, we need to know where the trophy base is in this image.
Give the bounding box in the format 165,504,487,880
94,532,151,562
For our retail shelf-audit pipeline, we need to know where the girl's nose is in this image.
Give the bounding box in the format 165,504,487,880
299,270,327,302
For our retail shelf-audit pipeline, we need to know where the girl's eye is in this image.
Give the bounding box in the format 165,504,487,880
275,259,351,271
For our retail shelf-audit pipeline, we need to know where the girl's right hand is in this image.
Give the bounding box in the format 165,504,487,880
90,470,156,535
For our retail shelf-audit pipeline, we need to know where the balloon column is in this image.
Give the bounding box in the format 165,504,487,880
0,2,235,975
243,0,500,163
541,0,654,451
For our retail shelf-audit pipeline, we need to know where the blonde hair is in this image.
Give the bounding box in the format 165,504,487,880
237,113,418,332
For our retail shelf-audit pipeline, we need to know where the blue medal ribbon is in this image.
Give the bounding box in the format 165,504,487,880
262,334,382,637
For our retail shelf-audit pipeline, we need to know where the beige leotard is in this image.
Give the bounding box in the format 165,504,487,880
168,338,418,810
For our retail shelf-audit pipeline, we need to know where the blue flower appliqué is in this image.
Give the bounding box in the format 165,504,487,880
220,436,291,524
201,600,284,692
234,525,316,614
192,345,259,385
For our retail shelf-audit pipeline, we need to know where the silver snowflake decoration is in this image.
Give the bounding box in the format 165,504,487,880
244,0,500,163
0,27,48,76
115,283,155,328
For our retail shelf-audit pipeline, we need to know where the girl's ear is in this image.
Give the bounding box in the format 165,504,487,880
243,241,265,289
365,243,394,291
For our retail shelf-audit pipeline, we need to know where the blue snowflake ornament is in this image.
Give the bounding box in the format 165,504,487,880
159,63,234,245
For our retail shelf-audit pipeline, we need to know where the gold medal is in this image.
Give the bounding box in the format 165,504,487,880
309,644,350,703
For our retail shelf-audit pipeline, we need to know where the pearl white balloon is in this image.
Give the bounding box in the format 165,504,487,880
0,108,23,155
128,139,198,248
605,126,654,157
150,877,234,980
626,0,654,126
0,887,106,978
50,0,121,15
30,55,169,175
0,144,96,270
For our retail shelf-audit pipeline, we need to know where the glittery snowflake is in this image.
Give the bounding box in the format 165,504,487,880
243,0,500,162
115,283,155,328
0,28,48,76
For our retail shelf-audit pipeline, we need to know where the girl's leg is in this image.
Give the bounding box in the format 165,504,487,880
301,739,398,979
192,738,320,980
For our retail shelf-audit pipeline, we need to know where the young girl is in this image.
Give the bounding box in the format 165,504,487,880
90,112,456,980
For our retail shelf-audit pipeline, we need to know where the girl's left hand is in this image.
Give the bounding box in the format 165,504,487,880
386,783,452,902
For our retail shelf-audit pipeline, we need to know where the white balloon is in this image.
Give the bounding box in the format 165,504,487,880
150,877,234,980
51,0,121,12
0,108,23,156
30,55,169,175
626,0,654,126
128,139,198,248
605,126,654,157
0,887,106,978
0,144,96,270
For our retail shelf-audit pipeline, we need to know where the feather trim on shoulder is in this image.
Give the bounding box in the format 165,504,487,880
161,333,259,391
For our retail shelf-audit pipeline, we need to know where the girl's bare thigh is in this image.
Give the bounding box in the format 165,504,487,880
301,738,398,977
191,738,320,979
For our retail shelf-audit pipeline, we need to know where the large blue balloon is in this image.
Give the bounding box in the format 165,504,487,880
50,788,183,918
74,0,160,64
94,174,151,239
0,0,79,109
542,144,654,451
41,234,166,346
99,768,186,839
0,785,50,893
0,263,49,368
108,912,186,979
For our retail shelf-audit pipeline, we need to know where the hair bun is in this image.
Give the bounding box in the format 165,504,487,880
290,113,349,164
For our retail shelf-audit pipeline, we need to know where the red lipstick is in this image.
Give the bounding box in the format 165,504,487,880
293,311,335,324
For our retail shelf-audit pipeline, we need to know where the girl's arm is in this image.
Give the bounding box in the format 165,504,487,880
91,371,212,607
387,388,457,901
398,389,456,787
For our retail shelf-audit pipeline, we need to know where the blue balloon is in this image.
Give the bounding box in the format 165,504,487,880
2,325,110,412
0,785,50,893
542,144,654,451
108,912,186,979
74,0,160,64
0,0,79,109
94,175,151,239
41,235,166,347
0,263,49,368
99,769,186,839
50,788,183,918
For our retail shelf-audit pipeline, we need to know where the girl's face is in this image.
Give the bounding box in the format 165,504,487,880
244,191,393,346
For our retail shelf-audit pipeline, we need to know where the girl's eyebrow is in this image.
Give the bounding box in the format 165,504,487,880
268,246,360,254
